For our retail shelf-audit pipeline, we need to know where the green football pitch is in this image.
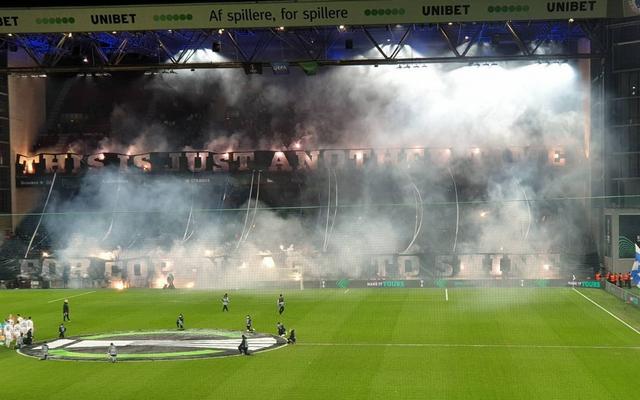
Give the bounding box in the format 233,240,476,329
1,287,639,399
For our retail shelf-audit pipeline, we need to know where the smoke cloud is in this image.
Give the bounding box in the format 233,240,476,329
40,60,592,287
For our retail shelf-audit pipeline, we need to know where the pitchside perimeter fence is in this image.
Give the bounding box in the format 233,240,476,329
603,280,640,309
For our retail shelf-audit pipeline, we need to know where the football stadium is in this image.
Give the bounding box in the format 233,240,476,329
1,0,640,398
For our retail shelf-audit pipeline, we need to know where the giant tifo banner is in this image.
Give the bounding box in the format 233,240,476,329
20,252,564,289
0,0,618,35
15,146,569,186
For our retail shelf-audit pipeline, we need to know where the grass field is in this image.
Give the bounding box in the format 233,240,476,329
1,287,639,399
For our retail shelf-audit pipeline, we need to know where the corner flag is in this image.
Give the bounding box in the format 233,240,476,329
632,244,640,287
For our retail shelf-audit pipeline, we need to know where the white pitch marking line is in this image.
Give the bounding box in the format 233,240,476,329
572,288,640,336
445,288,448,301
344,289,349,294
47,291,96,303
298,342,640,350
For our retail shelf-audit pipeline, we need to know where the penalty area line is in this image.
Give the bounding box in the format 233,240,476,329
572,288,640,336
47,291,96,304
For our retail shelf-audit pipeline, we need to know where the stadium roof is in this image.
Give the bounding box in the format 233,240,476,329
0,0,626,74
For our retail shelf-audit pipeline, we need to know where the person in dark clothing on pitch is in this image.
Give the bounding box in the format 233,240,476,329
287,329,296,344
238,334,250,355
277,322,286,337
176,313,185,330
62,299,70,321
277,294,285,315
58,323,66,338
24,329,33,345
245,315,255,333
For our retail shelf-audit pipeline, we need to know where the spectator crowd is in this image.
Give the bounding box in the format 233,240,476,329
595,271,634,288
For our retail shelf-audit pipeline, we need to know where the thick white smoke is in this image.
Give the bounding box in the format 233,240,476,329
42,60,591,286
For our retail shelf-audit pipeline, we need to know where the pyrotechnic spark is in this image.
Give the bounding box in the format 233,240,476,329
262,256,275,269
154,277,167,288
93,251,114,260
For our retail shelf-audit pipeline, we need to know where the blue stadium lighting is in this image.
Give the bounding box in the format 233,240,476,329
1,21,589,74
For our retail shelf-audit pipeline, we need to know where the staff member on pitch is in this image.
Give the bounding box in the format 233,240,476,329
41,341,49,360
287,329,296,344
277,294,285,315
108,343,117,363
238,334,250,355
62,299,70,322
221,293,230,312
277,322,286,337
176,313,185,330
58,323,66,338
245,315,255,333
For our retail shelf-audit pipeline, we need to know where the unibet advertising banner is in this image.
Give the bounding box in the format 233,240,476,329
0,0,612,34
